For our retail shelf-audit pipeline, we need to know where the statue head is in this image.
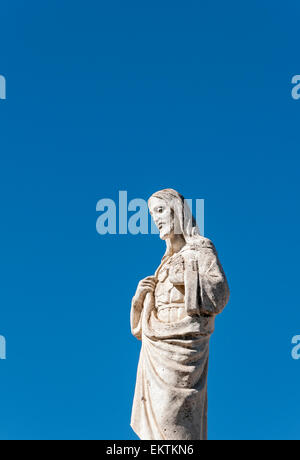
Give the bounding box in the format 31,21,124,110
148,188,201,255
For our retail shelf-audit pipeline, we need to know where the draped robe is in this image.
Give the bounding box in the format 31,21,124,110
130,239,229,440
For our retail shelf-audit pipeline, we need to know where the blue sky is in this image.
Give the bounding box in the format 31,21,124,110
0,1,299,440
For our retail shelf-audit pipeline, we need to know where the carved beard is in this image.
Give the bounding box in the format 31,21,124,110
158,213,179,240
159,222,173,240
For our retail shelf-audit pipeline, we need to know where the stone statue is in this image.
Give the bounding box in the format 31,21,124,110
130,189,230,440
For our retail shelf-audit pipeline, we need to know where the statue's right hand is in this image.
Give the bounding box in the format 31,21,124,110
134,276,156,305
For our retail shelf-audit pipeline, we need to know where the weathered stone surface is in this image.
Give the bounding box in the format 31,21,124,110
130,189,229,440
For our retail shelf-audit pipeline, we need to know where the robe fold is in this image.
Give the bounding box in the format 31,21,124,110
130,241,229,440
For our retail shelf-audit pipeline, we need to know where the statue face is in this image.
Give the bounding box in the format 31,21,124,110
149,197,178,240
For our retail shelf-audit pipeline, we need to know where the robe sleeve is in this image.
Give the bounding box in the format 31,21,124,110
197,245,230,316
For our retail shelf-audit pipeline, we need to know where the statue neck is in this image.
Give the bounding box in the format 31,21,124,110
167,234,186,256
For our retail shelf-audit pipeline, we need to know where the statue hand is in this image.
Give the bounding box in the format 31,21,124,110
134,276,156,305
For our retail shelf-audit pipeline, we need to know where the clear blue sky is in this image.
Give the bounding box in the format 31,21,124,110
0,1,299,440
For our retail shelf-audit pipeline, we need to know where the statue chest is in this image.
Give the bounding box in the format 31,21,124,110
155,256,185,306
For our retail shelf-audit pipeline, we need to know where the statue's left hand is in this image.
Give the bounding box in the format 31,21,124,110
133,276,156,306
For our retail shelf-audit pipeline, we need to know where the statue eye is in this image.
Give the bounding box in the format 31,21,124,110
157,207,163,213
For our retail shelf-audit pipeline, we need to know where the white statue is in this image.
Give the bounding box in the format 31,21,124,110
130,189,230,440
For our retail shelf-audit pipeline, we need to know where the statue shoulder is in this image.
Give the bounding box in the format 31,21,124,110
198,237,215,249
184,237,215,253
